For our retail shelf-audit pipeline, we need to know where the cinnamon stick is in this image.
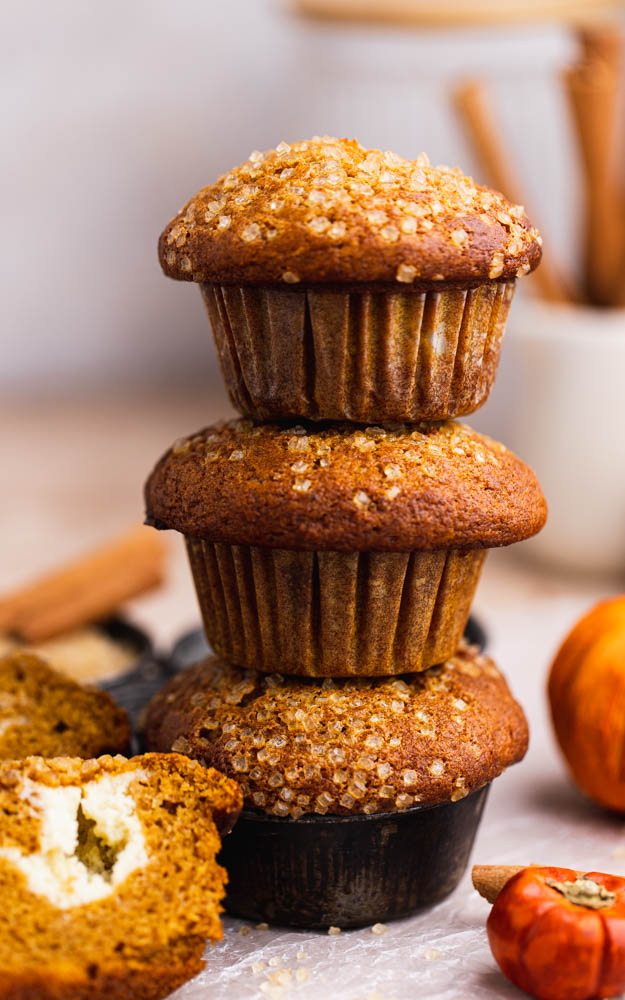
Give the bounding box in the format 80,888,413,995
453,79,573,304
472,865,586,903
0,526,167,642
472,865,527,903
581,25,623,83
564,27,624,306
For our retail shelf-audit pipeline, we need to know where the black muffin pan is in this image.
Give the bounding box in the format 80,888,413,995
96,618,173,747
219,784,489,929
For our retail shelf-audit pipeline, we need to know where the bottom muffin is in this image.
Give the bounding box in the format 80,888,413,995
145,641,528,927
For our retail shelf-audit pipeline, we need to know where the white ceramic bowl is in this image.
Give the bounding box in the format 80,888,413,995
499,300,625,575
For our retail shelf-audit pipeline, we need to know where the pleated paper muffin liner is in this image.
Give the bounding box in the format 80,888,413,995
200,282,514,423
185,541,486,677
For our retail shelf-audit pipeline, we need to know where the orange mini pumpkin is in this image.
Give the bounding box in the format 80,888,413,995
487,866,625,1000
548,596,625,811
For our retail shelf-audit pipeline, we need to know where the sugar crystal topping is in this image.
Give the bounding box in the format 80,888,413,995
161,137,540,283
152,640,516,818
166,417,509,507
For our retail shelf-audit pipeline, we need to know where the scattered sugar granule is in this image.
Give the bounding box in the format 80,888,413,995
260,983,286,1000
272,970,293,988
423,948,442,960
371,923,388,935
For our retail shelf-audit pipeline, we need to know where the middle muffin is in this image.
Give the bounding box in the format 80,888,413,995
146,418,545,677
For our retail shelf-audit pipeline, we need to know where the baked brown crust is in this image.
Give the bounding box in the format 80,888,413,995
0,754,242,999
144,418,547,551
0,652,131,758
145,643,528,817
158,137,542,286
0,940,206,1000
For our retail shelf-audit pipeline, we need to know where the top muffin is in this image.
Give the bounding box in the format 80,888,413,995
159,137,542,287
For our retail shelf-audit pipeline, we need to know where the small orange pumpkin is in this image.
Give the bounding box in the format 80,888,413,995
548,596,625,811
487,866,625,1000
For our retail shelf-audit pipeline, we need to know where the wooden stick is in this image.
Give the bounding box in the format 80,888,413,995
0,526,167,642
472,865,527,903
294,0,625,28
472,865,588,903
564,27,624,306
454,81,526,210
581,24,623,78
453,80,573,304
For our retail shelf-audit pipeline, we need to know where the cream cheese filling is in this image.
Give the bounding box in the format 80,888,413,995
0,770,148,908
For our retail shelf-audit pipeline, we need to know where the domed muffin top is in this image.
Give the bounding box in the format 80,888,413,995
145,643,528,818
158,137,542,287
144,418,547,551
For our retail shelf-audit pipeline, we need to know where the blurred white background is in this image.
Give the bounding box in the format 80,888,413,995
3,0,585,406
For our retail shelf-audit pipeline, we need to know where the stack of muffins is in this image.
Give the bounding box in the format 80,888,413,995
144,137,547,928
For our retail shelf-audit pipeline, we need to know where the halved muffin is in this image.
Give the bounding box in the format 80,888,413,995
0,754,242,999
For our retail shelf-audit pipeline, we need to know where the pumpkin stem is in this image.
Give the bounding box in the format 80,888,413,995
545,876,616,909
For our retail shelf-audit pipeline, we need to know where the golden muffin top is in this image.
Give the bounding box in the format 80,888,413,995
158,137,542,287
145,418,547,551
145,643,528,818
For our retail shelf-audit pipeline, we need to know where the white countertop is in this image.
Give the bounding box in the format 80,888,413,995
2,390,623,1000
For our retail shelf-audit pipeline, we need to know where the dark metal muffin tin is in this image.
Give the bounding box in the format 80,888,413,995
96,618,172,747
220,785,489,929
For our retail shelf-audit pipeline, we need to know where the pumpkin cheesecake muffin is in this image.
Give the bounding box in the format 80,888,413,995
0,753,242,999
158,136,542,423
145,418,546,676
145,643,527,926
0,651,130,758
146,643,528,815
